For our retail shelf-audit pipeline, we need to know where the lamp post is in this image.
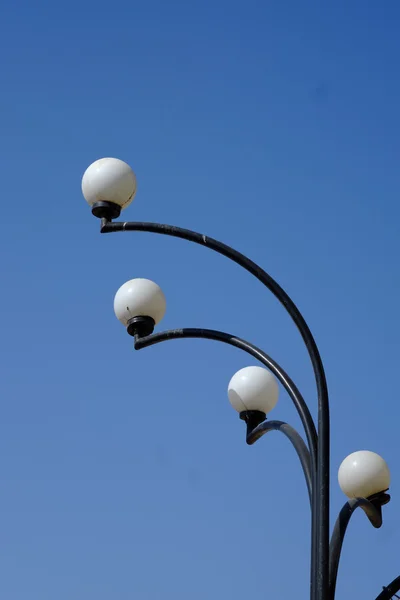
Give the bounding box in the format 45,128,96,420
82,157,394,600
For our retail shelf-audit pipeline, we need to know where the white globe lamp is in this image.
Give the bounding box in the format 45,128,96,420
82,157,137,219
338,451,390,499
114,278,166,337
228,366,279,433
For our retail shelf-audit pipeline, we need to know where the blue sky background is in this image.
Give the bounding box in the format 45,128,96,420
1,1,399,598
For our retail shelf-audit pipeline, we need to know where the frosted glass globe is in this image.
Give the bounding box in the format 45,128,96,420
228,366,279,414
114,279,166,326
338,451,390,499
82,157,137,210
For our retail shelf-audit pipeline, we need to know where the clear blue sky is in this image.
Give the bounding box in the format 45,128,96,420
1,1,399,598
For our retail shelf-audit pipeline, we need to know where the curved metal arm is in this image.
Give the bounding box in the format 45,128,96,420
329,493,390,598
101,218,329,599
134,327,317,462
135,326,317,588
376,576,400,600
248,420,312,504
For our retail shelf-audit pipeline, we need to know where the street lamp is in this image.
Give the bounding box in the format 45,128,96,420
82,157,396,600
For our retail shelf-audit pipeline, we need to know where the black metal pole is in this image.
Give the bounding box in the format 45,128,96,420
101,218,329,600
375,577,400,600
329,493,390,598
